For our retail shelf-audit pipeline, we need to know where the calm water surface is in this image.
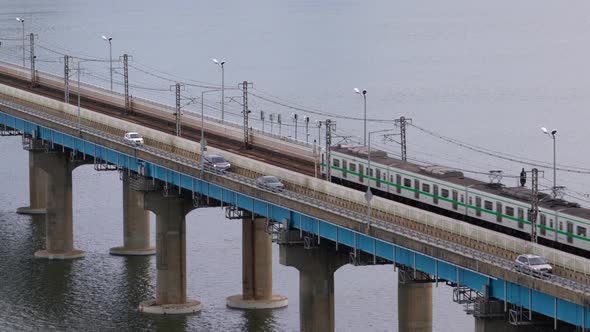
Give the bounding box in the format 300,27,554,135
1,1,589,331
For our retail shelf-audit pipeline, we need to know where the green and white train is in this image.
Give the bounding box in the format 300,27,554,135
324,144,590,255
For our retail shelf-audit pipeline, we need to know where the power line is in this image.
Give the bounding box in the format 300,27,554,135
410,123,590,174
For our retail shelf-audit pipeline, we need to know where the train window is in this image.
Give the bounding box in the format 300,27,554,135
468,196,472,206
333,159,340,168
390,175,394,182
359,164,364,183
349,163,356,172
422,183,430,193
484,200,492,211
540,215,546,236
342,160,347,178
452,190,458,210
559,221,562,231
441,189,449,198
460,194,464,203
505,206,514,217
578,226,587,238
433,185,439,204
396,175,402,194
404,178,411,187
567,222,573,243
475,197,481,217
375,169,381,188
414,180,420,199
496,202,502,222
369,168,373,177
517,208,524,229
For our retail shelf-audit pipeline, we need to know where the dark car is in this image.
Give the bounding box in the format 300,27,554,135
256,175,285,192
202,154,231,172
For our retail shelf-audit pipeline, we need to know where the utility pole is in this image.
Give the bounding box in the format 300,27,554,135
122,54,130,114
269,113,274,134
316,120,323,147
325,119,336,181
29,33,37,87
240,81,253,149
63,55,72,104
394,116,412,161
530,168,539,244
277,114,282,136
304,116,310,144
291,113,298,140
172,82,183,137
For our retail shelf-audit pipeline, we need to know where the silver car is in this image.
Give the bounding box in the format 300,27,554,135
514,254,552,275
256,175,285,192
123,132,144,146
202,154,231,172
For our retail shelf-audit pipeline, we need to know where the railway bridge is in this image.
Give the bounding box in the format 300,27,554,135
1,64,590,331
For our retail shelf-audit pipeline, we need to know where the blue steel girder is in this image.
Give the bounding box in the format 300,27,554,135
1,110,588,330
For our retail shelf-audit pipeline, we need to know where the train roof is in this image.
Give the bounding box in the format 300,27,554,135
332,144,589,219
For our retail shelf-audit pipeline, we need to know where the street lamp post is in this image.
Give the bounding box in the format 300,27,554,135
16,18,25,68
354,88,367,146
101,35,113,92
541,126,558,198
213,58,225,122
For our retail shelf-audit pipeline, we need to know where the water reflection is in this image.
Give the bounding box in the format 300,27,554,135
241,308,281,332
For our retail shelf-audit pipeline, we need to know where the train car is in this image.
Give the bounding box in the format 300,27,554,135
325,144,590,256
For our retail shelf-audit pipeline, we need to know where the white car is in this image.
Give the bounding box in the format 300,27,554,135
514,254,553,275
124,132,144,146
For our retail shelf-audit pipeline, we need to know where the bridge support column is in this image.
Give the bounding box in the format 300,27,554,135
139,193,200,314
226,213,288,309
398,269,433,332
34,152,84,259
17,150,47,215
279,235,348,332
110,174,154,256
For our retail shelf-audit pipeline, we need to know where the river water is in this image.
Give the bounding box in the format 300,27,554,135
1,1,590,331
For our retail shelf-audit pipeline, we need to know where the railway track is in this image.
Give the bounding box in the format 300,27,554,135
0,73,315,177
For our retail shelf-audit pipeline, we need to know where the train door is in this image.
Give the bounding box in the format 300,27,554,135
475,197,481,217
433,185,438,204
540,214,546,236
396,175,402,194
567,221,573,244
452,190,458,210
376,169,381,188
359,164,364,183
414,179,420,199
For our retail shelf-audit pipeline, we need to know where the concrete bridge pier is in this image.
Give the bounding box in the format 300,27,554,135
398,269,433,332
226,212,288,309
110,174,155,256
279,234,348,332
139,192,200,314
17,150,47,215
34,152,85,259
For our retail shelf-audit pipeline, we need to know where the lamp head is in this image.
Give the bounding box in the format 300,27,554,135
16,17,23,23
354,88,360,94
213,58,225,66
541,127,548,134
551,129,557,136
102,35,112,41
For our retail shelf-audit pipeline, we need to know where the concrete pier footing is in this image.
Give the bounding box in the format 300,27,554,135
139,193,199,314
17,150,47,215
398,270,433,332
279,237,348,332
226,214,288,310
110,175,154,256
34,152,84,259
